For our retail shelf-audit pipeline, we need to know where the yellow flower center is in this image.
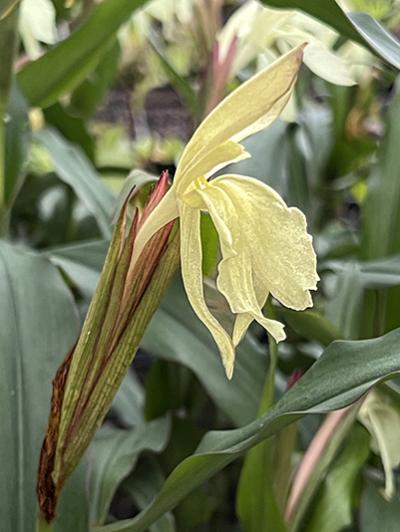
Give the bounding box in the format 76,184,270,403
181,175,210,209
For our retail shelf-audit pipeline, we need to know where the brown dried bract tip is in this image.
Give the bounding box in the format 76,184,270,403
37,344,75,522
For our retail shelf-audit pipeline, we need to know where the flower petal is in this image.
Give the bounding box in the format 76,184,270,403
178,202,236,378
303,44,356,86
175,140,249,194
232,292,285,347
213,174,319,311
196,183,286,344
131,188,179,265
175,44,305,187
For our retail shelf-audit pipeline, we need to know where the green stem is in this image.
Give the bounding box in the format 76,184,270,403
36,515,54,532
258,334,278,415
0,0,19,236
0,105,6,233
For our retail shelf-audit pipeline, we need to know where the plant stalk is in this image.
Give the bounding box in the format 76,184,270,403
259,334,279,414
0,0,19,236
36,515,54,532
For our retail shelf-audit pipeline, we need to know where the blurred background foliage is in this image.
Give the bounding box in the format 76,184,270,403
2,0,400,531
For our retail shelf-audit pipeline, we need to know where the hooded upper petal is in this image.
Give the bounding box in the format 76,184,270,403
134,44,306,266
174,44,305,194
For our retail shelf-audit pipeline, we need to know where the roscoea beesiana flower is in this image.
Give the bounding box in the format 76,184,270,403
132,44,319,378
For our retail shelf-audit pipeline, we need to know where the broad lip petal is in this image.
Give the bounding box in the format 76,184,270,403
195,178,287,345
212,174,319,310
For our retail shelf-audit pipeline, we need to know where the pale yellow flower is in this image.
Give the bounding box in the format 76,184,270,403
218,0,372,88
19,0,57,60
133,44,319,378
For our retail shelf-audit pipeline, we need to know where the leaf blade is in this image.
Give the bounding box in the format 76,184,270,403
261,0,400,69
17,0,148,107
95,327,400,532
0,242,80,532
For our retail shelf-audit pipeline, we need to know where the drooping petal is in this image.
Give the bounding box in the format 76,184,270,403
19,0,57,59
303,44,356,86
232,283,285,347
131,188,179,265
178,201,236,378
212,174,319,311
174,44,305,189
195,182,286,344
232,313,254,346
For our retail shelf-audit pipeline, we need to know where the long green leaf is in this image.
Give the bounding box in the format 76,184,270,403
0,241,80,532
262,0,400,69
148,31,198,117
348,12,400,70
262,0,362,43
237,339,286,532
361,78,400,334
17,0,148,107
326,262,365,339
55,460,90,532
0,0,19,233
36,128,115,238
124,457,176,532
90,417,171,525
95,327,400,532
362,79,400,258
307,425,370,532
360,481,400,531
4,83,30,207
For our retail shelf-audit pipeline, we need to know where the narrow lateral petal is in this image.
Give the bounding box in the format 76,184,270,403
175,44,305,186
178,202,236,378
213,174,319,311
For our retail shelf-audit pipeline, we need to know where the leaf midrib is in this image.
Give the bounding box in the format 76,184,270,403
0,246,25,532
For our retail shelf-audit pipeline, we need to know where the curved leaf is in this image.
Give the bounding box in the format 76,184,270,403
4,83,30,207
90,417,171,525
17,0,148,107
0,241,80,532
262,0,400,69
348,12,400,70
262,0,362,44
95,327,400,532
37,128,115,238
307,425,370,532
123,457,176,532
